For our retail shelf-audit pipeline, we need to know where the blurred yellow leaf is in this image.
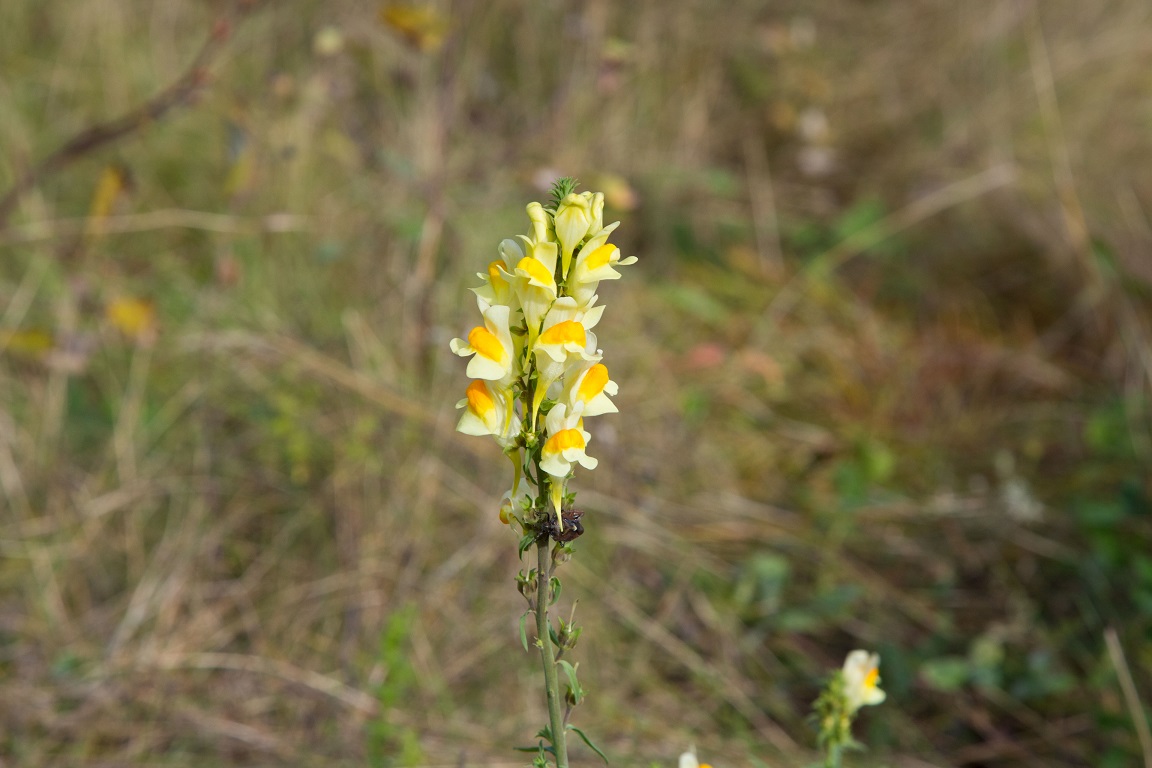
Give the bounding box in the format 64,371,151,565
589,172,639,212
0,328,54,360
106,297,157,344
86,164,131,236
380,4,448,52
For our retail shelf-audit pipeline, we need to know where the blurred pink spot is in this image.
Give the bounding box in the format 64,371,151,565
684,343,727,369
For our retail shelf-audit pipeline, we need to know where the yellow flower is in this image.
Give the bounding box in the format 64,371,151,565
562,361,618,417
449,303,516,385
105,296,157,344
455,379,520,448
540,403,597,479
568,221,637,307
842,650,885,712
529,298,601,427
472,238,525,309
505,236,559,348
679,748,713,768
379,4,448,52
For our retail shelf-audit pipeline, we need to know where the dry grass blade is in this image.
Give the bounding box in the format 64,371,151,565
1105,627,1152,768
0,209,311,245
118,652,378,716
759,163,1018,328
0,13,242,228
572,563,798,754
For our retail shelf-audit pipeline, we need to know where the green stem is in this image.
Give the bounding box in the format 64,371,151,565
535,538,568,768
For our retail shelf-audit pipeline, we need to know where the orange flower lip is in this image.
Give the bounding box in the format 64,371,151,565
544,428,585,454
465,379,495,416
577,363,609,401
487,260,508,285
538,320,586,347
517,256,554,286
584,243,617,271
468,326,505,362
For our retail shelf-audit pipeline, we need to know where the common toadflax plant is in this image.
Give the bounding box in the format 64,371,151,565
812,651,887,768
450,179,633,767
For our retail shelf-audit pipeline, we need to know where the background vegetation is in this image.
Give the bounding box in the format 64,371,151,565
1,1,1150,766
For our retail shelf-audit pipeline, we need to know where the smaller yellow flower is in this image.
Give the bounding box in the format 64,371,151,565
530,301,601,427
449,303,516,384
506,237,559,346
562,361,618,417
540,403,596,479
842,650,885,712
472,238,524,309
568,222,638,307
455,379,520,448
679,748,712,768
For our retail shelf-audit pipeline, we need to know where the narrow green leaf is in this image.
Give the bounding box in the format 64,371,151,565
558,660,583,704
567,724,608,764
519,612,530,652
550,576,562,605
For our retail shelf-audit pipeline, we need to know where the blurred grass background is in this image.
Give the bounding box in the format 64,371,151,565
2,1,1151,766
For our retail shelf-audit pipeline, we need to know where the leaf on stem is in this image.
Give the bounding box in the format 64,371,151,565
567,724,609,764
558,660,584,705
519,611,531,652
550,576,562,605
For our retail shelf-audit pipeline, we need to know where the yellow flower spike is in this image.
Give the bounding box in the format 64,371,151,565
554,192,594,279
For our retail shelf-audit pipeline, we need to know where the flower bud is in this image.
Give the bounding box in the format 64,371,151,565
588,191,604,235
552,542,573,566
516,569,538,600
554,193,593,277
526,201,552,244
